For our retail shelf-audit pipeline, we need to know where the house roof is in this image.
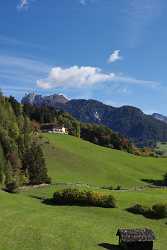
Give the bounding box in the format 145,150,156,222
40,123,65,129
116,228,155,243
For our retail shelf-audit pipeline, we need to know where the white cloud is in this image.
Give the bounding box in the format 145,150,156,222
108,50,122,63
37,65,159,89
17,0,29,10
37,66,115,89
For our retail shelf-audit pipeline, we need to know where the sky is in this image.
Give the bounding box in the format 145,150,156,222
0,0,167,115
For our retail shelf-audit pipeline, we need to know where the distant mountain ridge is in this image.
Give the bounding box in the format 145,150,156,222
152,113,167,124
22,93,167,147
22,93,69,107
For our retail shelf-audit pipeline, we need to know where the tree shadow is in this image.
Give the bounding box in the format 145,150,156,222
98,243,121,250
141,178,166,187
42,198,56,205
30,195,44,200
126,206,166,220
29,195,55,205
42,198,98,207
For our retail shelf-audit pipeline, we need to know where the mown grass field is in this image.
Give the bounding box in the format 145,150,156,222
43,134,167,188
0,134,167,250
0,187,167,250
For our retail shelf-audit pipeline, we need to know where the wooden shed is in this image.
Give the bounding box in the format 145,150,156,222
116,228,155,250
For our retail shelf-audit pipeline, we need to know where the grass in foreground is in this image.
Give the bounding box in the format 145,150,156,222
0,187,167,250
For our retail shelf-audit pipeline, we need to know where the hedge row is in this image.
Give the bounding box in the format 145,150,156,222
127,203,167,219
53,188,116,208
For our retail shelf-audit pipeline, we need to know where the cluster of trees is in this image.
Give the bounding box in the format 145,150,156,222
23,104,80,137
23,103,141,154
0,94,50,192
80,123,135,153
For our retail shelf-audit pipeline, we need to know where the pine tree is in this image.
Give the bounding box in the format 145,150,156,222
24,143,50,185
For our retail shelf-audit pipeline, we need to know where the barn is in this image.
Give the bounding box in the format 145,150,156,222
116,228,155,250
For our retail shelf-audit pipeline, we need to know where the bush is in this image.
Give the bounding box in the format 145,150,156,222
115,185,122,190
5,181,19,193
127,203,167,219
164,173,167,185
53,188,116,208
152,203,167,218
127,204,150,215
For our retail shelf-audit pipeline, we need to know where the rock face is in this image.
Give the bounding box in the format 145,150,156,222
21,93,167,147
152,113,167,124
22,93,69,106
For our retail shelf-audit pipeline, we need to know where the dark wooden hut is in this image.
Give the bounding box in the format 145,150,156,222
116,228,155,250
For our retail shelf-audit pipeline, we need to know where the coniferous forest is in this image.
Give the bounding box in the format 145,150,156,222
0,94,50,192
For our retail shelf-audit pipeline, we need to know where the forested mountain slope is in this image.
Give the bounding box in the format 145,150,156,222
22,93,167,147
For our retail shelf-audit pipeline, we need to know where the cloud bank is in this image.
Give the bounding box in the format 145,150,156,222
37,66,115,89
37,65,159,89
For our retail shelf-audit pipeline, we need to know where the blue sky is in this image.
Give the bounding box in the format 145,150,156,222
0,0,167,115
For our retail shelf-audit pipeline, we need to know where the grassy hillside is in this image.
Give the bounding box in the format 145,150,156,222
43,134,167,188
0,134,166,250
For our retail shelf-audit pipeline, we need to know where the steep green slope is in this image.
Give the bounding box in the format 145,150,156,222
43,134,167,188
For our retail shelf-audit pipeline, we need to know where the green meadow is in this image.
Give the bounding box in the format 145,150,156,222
43,134,167,188
0,134,167,250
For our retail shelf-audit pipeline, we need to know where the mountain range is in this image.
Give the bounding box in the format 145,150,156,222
22,93,167,147
152,113,167,124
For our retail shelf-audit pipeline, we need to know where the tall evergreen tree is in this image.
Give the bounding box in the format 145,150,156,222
23,143,50,185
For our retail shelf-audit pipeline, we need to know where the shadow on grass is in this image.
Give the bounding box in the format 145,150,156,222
42,198,100,207
29,196,57,205
126,206,166,220
98,243,121,250
30,196,116,208
141,178,166,187
30,195,44,200
30,196,94,207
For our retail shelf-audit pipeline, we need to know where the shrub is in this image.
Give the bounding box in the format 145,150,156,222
152,203,167,218
5,181,19,193
53,188,116,208
164,173,167,185
115,185,122,190
127,203,167,219
127,204,150,215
